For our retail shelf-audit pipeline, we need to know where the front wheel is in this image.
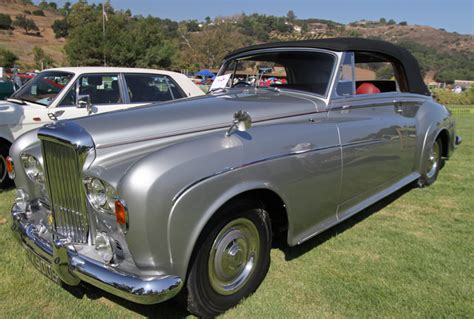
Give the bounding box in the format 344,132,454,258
186,200,272,317
0,143,13,189
418,138,443,187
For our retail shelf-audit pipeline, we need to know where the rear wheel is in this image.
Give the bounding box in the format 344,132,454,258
186,200,272,317
0,143,13,189
418,138,442,187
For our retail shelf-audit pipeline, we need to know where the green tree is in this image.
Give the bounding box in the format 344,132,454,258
399,21,407,26
0,14,12,30
52,18,69,38
38,1,49,10
0,47,18,67
64,5,179,68
33,46,54,70
13,15,39,34
59,2,72,16
287,10,296,22
379,17,387,24
387,19,396,25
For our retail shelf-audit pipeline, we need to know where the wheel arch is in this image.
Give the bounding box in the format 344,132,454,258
0,136,13,148
436,128,450,158
418,125,450,174
168,181,289,280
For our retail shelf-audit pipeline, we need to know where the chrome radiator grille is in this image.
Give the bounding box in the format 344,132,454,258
41,140,90,243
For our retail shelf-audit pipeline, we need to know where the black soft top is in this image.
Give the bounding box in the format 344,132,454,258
225,37,429,96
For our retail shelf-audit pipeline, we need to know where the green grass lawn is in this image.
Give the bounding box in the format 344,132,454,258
0,112,472,318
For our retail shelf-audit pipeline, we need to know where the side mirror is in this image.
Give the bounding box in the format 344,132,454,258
226,110,252,137
77,94,92,115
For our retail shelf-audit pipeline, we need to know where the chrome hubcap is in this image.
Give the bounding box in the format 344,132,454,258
0,155,6,183
426,141,440,179
208,218,260,295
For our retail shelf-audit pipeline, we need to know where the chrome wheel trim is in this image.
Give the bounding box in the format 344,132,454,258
208,217,260,296
426,141,440,179
0,154,6,183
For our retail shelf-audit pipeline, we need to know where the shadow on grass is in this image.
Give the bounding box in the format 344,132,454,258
275,182,415,261
64,282,190,318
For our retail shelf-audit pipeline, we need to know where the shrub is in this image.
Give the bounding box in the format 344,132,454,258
52,18,68,38
32,10,45,17
0,47,18,67
432,87,474,105
0,14,12,30
13,15,39,34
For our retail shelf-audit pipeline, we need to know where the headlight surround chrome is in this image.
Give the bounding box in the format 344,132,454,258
21,154,45,184
84,177,117,214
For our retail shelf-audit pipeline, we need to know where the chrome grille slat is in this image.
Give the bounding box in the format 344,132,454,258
41,140,90,243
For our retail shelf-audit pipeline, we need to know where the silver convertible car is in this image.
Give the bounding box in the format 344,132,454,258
8,38,461,317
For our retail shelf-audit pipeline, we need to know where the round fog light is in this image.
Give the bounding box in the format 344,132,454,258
95,232,114,264
14,188,30,211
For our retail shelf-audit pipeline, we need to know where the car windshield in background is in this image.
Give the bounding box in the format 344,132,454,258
12,71,74,106
219,51,336,96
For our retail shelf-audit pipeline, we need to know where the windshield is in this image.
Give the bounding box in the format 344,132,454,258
12,71,74,106
216,50,336,96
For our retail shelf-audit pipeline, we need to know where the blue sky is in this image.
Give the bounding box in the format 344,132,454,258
52,0,473,34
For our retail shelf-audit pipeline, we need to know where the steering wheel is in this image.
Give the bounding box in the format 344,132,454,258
232,81,252,88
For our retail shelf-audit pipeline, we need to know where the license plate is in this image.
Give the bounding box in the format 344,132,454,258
25,246,61,285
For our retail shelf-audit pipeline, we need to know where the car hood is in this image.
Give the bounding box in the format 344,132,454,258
72,89,325,149
0,100,24,126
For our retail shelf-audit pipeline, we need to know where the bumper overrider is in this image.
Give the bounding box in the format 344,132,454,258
10,204,183,305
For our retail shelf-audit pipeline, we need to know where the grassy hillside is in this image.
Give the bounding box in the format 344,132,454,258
0,0,65,69
346,23,473,55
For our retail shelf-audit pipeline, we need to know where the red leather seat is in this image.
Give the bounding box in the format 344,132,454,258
356,82,381,95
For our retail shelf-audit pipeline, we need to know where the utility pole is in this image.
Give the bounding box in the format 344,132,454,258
102,2,107,66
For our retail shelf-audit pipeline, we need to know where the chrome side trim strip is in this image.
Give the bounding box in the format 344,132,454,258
342,139,384,148
172,144,340,202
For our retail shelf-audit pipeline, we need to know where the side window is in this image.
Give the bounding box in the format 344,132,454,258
124,74,185,103
78,74,122,105
336,52,355,96
354,54,400,94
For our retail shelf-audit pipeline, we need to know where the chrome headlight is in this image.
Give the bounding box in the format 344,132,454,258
84,177,117,213
21,154,45,184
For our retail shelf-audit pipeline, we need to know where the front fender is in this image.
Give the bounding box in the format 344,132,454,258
118,132,248,274
168,178,286,279
415,101,454,174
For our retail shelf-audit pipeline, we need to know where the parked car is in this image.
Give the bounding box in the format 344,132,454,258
8,38,461,317
0,67,204,188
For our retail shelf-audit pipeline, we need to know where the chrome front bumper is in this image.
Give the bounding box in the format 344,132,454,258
10,205,183,305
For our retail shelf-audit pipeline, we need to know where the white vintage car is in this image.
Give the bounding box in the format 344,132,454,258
0,67,204,188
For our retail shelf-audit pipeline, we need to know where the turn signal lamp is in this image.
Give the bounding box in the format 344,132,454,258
6,156,15,179
114,199,129,233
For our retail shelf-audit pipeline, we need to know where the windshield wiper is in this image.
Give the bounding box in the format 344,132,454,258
6,98,26,105
208,87,229,94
